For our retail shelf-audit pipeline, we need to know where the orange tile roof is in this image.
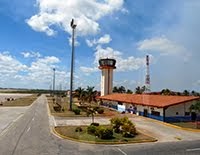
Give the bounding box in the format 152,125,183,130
98,93,200,108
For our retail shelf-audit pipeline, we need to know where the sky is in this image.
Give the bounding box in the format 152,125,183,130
0,0,200,92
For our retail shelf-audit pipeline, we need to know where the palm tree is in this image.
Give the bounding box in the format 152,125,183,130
75,87,85,104
118,86,126,93
135,86,145,94
183,90,190,96
126,89,133,94
113,86,118,93
161,88,172,95
86,86,97,104
189,101,200,128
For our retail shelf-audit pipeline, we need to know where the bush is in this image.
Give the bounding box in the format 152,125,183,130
122,123,136,138
73,108,81,115
97,108,104,114
110,117,123,133
87,125,97,135
90,122,99,126
96,126,113,139
93,106,99,111
75,127,83,132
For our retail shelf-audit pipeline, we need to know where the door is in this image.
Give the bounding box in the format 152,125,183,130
143,109,148,117
191,112,196,121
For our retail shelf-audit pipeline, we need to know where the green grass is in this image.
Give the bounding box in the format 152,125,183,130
47,96,120,117
47,96,88,117
55,125,156,144
1,94,38,106
171,122,200,129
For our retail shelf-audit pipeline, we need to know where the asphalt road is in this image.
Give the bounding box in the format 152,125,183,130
0,95,200,155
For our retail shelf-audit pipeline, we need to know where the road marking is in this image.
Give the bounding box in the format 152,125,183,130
186,148,200,152
26,127,31,133
0,114,24,137
117,148,127,155
53,116,57,126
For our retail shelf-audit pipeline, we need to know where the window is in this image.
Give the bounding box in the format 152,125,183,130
185,112,190,116
151,111,160,116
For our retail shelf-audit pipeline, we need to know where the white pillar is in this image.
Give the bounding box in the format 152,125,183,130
101,69,113,96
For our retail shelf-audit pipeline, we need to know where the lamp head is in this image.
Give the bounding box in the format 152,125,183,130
70,19,77,29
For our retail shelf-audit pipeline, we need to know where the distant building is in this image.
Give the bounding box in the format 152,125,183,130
98,93,200,122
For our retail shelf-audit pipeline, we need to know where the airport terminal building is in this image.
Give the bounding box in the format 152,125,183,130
98,93,200,122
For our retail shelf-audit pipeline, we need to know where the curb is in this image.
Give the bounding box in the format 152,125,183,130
138,115,200,132
52,127,157,145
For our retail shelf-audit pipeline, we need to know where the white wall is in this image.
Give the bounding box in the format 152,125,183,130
165,101,196,117
124,103,163,115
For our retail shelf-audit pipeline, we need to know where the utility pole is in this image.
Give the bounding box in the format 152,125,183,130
53,68,56,95
69,19,77,111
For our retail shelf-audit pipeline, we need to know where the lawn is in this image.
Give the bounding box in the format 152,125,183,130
1,94,38,106
54,125,156,144
47,96,121,117
171,122,200,129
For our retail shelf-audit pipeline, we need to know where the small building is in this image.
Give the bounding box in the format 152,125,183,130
98,93,200,122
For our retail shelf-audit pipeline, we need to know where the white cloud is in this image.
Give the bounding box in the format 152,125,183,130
137,36,188,56
95,46,145,71
0,52,70,89
21,51,41,58
86,34,112,47
26,0,125,36
80,66,98,75
80,46,145,74
0,52,27,74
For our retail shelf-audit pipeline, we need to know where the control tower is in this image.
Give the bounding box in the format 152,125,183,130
98,58,116,96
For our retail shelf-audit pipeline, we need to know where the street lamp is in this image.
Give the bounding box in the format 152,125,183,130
69,19,77,111
53,68,56,96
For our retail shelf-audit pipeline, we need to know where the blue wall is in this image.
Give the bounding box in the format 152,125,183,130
138,111,164,121
165,116,192,122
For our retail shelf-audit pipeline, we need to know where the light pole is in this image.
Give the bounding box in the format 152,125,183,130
69,19,77,111
53,68,56,95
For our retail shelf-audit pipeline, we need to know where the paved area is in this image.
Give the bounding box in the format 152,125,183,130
0,95,200,155
51,114,200,142
0,106,29,136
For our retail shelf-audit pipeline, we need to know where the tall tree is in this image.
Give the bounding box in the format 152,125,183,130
118,86,126,93
86,86,96,104
135,86,145,94
75,87,86,104
113,86,118,93
126,89,133,94
183,90,190,96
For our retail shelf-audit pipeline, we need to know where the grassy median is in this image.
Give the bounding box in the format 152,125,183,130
1,94,38,106
54,125,157,144
47,96,120,117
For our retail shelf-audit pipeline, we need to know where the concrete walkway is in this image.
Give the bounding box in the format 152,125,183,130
50,115,200,142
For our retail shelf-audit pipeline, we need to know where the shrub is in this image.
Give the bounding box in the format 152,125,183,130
73,108,81,115
90,122,99,126
122,123,136,138
97,108,104,114
54,106,61,112
110,117,123,133
110,116,136,135
87,125,97,135
93,106,99,111
75,127,83,132
96,126,113,139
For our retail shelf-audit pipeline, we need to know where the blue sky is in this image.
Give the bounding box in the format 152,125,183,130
0,0,200,92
